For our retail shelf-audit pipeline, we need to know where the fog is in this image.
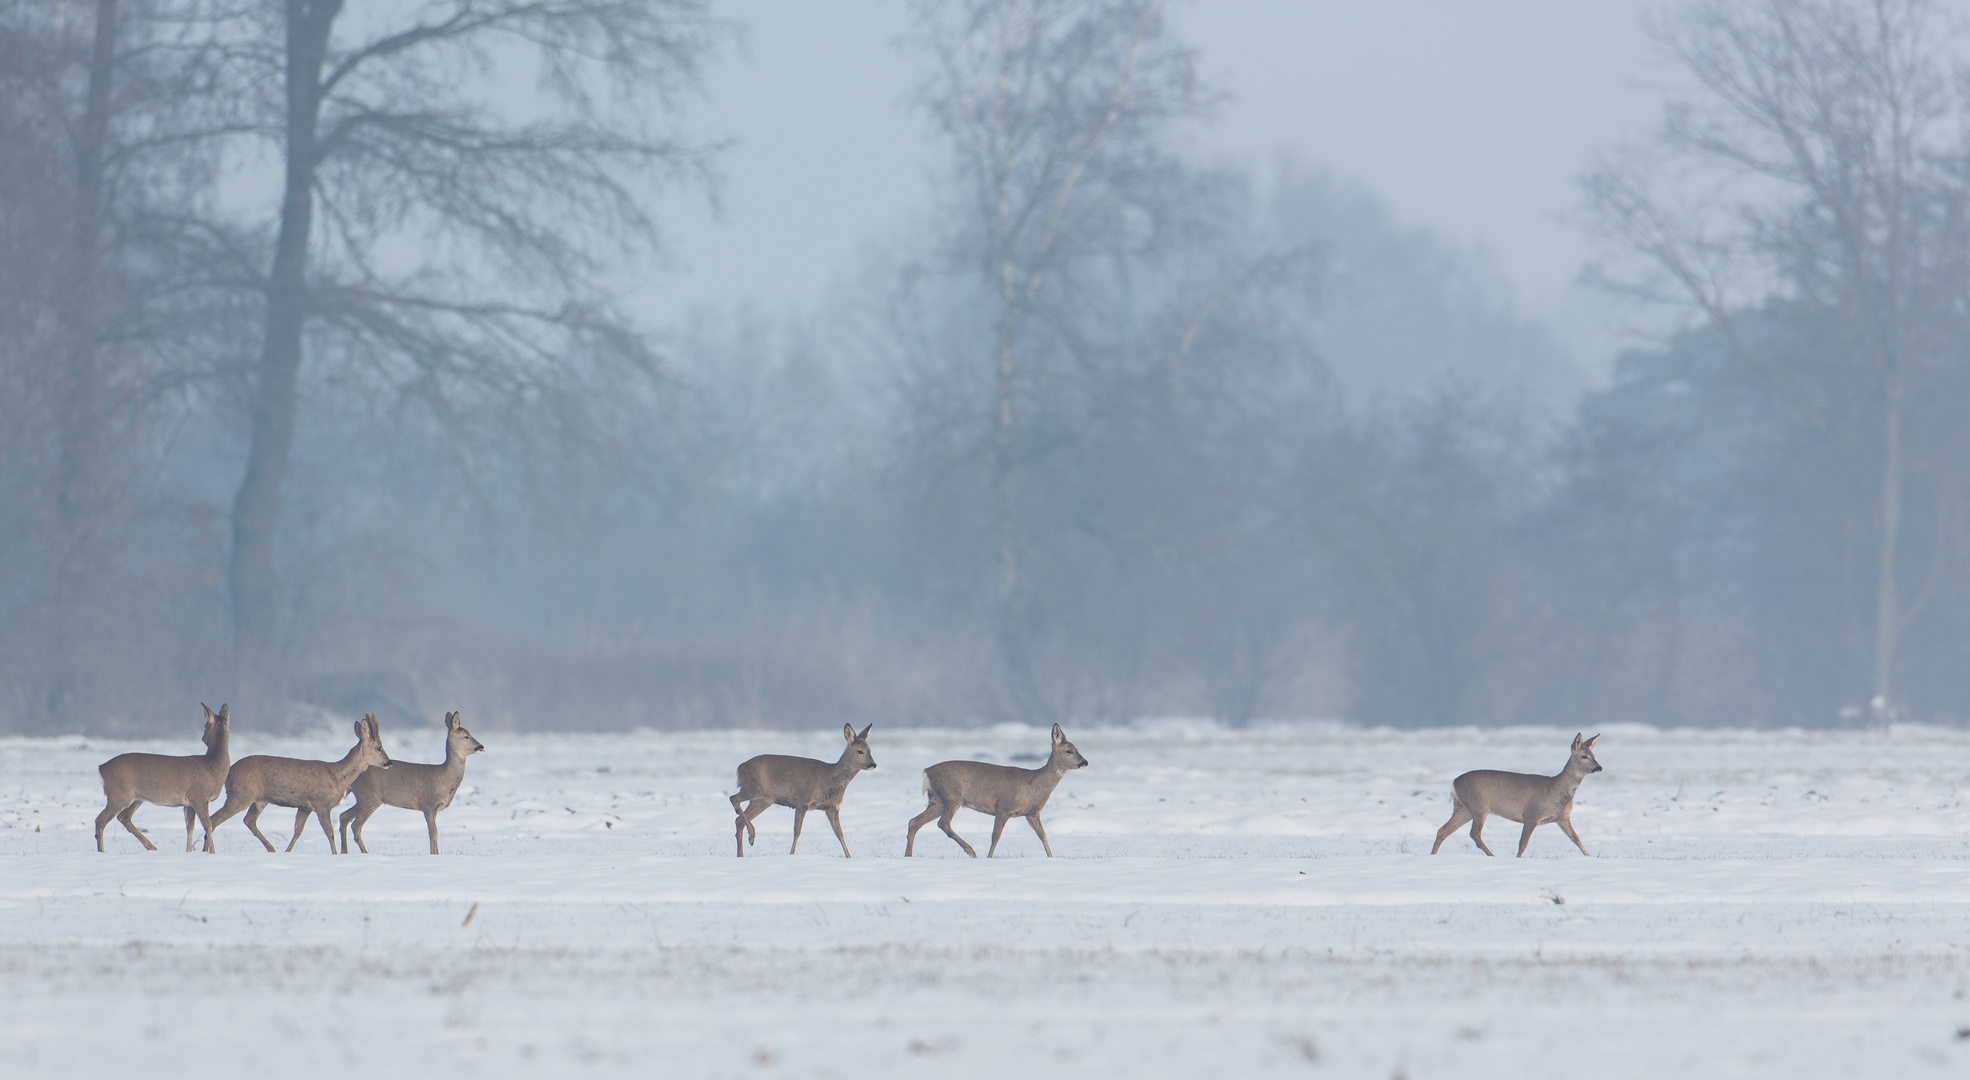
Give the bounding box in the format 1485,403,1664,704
655,1,1661,368
6,0,1970,735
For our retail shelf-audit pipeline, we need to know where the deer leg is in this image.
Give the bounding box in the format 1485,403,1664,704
735,800,770,857
204,800,234,849
724,788,752,847
241,803,276,852
789,807,807,854
1468,812,1495,857
183,806,198,852
193,801,215,853
906,800,943,856
338,803,364,854
285,807,312,852
824,807,851,858
1025,812,1053,857
935,806,976,857
730,791,757,842
315,809,337,851
986,813,1011,858
1557,815,1592,857
1516,819,1539,858
206,797,248,850
116,803,157,851
425,809,442,855
94,800,127,852
1433,803,1473,854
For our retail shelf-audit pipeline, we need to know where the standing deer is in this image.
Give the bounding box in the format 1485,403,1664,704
905,724,1088,858
94,703,231,853
339,711,485,854
729,724,875,857
207,714,392,852
1431,733,1603,857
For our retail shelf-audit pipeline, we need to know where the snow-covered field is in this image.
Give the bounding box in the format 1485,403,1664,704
4,720,1969,1078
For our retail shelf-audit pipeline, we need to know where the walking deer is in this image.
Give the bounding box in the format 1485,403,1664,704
94,703,231,853
207,714,392,852
729,724,875,857
340,711,485,854
905,724,1088,858
1431,733,1603,857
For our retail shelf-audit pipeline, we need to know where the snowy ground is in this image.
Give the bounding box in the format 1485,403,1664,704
4,720,1970,1078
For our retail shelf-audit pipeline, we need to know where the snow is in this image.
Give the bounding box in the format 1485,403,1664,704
4,720,1969,1078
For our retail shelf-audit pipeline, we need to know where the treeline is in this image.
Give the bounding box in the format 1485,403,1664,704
4,0,1969,735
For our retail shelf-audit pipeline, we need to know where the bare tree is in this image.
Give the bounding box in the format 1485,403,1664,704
221,0,723,704
0,15,71,725
906,0,1210,719
1584,0,1970,718
0,0,249,728
0,0,124,726
46,0,118,725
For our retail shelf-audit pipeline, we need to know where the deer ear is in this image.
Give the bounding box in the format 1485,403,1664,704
202,703,215,722
1585,733,1600,748
1571,732,1583,749
858,723,873,740
1052,724,1065,743
217,704,229,722
354,719,367,739
844,723,856,742
446,711,459,730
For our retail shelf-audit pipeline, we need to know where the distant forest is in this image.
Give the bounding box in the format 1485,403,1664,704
5,0,1970,734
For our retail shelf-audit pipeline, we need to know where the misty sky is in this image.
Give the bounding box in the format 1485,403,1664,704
646,1,1667,371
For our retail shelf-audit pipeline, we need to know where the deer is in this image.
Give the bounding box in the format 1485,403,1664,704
206,714,392,852
94,703,231,853
905,724,1088,858
1431,732,1603,857
729,723,875,857
339,711,485,854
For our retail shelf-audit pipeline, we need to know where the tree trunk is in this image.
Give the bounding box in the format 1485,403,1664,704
1870,367,1904,721
45,0,119,730
991,298,1045,719
229,0,340,707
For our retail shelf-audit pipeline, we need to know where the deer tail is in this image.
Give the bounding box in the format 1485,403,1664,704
920,769,930,796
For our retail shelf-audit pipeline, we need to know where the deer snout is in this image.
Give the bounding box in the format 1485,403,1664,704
864,759,878,770
1592,763,1603,772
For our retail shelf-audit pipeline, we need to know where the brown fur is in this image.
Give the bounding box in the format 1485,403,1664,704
207,714,391,852
94,704,231,853
1432,733,1603,857
905,724,1088,858
729,724,875,857
340,711,485,854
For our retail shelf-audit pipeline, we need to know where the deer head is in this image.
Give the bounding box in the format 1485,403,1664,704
1570,732,1603,774
445,711,486,757
201,703,230,750
843,723,876,770
1051,724,1089,769
359,714,392,770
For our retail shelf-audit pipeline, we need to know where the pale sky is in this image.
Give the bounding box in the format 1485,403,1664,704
644,1,1672,372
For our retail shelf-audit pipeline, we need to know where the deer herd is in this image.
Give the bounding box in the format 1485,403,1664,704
92,705,1607,859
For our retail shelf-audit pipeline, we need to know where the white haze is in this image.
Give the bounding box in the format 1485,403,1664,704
646,0,1663,399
